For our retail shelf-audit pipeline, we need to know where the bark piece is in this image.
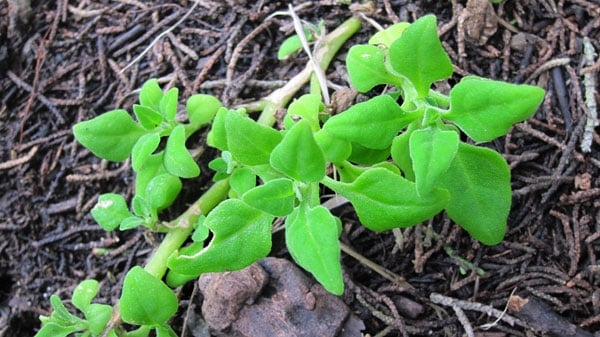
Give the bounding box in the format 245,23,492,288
198,257,363,337
508,295,594,337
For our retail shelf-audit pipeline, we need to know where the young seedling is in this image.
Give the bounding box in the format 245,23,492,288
37,13,544,336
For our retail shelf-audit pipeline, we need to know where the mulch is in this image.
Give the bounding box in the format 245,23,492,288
1,1,599,336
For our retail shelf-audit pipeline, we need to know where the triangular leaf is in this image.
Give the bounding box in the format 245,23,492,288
139,79,163,111
164,124,200,178
323,95,414,150
120,266,178,326
388,15,453,98
168,199,273,276
73,109,147,162
270,120,325,182
409,127,459,195
224,110,282,166
159,87,178,121
133,104,163,130
242,178,296,217
286,205,344,295
346,44,400,92
437,142,510,245
446,77,546,142
323,168,449,231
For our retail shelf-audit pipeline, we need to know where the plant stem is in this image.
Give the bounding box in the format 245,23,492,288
143,178,229,278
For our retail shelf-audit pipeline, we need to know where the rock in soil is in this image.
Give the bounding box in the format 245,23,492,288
198,257,364,337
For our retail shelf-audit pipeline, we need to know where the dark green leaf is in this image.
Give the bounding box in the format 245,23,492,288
168,199,273,275
242,178,296,217
286,205,343,295
347,142,391,165
409,127,459,195
446,77,546,142
120,266,178,326
164,124,200,178
91,193,132,231
323,95,414,150
224,109,282,166
73,109,147,162
270,120,325,182
323,168,449,231
437,143,510,245
388,15,453,98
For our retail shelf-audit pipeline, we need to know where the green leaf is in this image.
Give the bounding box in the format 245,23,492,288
73,109,147,162
314,129,352,163
34,322,78,337
168,199,273,275
49,295,84,327
278,34,304,60
84,303,113,336
445,77,546,142
164,124,200,178
347,142,391,165
286,94,323,131
270,120,325,182
191,216,209,242
120,216,145,230
72,280,99,313
390,124,416,181
135,153,166,199
323,95,414,150
139,79,163,111
159,87,179,121
286,205,343,295
242,178,296,217
145,173,182,211
132,196,154,219
131,132,161,172
437,143,510,245
229,167,257,198
91,193,132,231
346,44,399,92
368,22,410,47
224,110,282,166
388,15,453,98
133,104,163,130
120,266,178,326
186,94,222,128
155,324,178,337
323,168,449,231
409,127,459,195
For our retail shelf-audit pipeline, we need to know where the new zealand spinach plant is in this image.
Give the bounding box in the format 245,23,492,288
36,14,544,337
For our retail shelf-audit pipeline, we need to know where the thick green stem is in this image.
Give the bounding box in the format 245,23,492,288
143,179,229,278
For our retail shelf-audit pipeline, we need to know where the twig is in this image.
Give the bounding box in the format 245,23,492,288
581,37,598,153
0,146,38,170
452,306,474,337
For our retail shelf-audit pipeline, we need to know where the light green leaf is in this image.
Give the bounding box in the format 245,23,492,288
135,153,166,199
446,77,546,142
286,94,323,131
437,142,510,245
119,216,145,230
286,205,343,295
168,199,273,275
409,127,459,195
186,94,222,127
368,22,410,47
389,15,453,98
131,132,160,172
159,87,179,121
164,124,200,178
242,178,296,217
139,79,163,111
73,109,147,162
206,108,228,150
34,322,78,337
346,44,399,92
314,129,352,164
347,142,391,165
145,173,182,211
133,104,163,130
155,324,178,337
91,193,132,231
224,110,282,166
323,95,414,150
323,168,449,231
72,280,99,313
84,304,113,336
270,120,325,182
278,34,303,60
229,167,256,198
120,266,178,326
390,123,416,181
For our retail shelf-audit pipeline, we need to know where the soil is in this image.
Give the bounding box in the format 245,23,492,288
1,0,599,336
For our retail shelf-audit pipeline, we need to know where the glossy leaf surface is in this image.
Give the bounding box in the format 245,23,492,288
168,199,273,275
446,77,546,142
323,95,413,149
324,168,448,231
270,120,325,182
286,205,343,295
437,143,510,245
73,109,146,162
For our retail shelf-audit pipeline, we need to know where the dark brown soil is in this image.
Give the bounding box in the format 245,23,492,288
1,1,599,336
